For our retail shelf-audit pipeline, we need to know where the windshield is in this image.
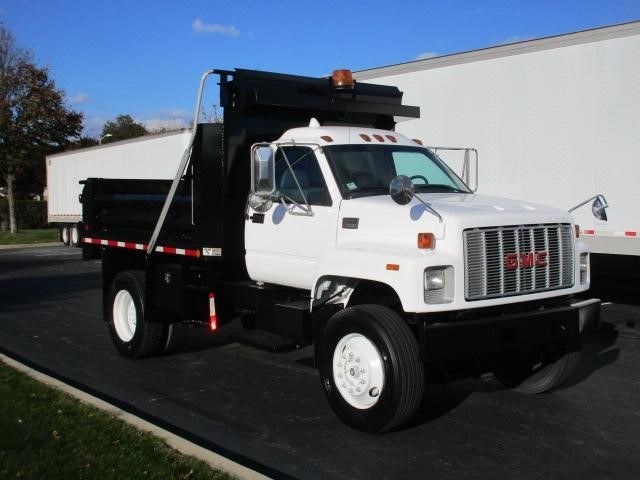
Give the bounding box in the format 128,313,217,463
323,145,471,199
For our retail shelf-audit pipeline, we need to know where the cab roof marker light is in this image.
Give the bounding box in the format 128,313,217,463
413,139,423,145
385,135,397,143
373,134,385,142
320,135,333,143
360,134,372,142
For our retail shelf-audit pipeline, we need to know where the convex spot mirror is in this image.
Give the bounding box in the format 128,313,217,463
248,193,273,213
251,144,276,196
390,175,415,205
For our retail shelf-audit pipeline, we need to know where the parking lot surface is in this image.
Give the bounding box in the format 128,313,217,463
1,245,639,479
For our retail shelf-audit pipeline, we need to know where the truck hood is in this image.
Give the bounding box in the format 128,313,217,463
338,193,574,248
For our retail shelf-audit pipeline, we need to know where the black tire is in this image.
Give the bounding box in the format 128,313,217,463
60,225,70,246
162,322,189,354
318,304,424,433
493,341,582,394
107,270,164,359
69,224,80,247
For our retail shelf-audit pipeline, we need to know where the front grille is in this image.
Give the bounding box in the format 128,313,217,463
464,224,574,301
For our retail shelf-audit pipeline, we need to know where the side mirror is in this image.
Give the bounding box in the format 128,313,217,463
251,144,276,195
568,194,609,221
389,175,415,205
592,195,608,221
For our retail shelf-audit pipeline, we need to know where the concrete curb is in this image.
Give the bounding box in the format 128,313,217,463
0,242,62,250
0,353,271,480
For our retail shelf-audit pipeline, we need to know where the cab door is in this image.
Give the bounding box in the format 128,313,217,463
245,145,340,290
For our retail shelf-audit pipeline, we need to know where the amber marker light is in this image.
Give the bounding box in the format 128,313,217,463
575,225,580,238
332,69,355,89
386,264,400,271
418,233,436,249
413,138,423,145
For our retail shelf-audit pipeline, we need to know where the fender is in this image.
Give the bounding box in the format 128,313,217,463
311,246,422,313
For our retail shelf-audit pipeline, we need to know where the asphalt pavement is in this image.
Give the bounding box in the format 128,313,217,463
1,245,639,480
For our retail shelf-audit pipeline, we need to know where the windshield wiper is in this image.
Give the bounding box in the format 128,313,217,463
346,186,388,198
414,184,469,193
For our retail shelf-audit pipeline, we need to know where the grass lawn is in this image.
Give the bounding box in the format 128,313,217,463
0,228,59,245
0,361,235,479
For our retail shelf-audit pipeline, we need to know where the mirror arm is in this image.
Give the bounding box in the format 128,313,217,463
568,194,609,213
279,148,311,207
278,194,314,217
415,197,443,223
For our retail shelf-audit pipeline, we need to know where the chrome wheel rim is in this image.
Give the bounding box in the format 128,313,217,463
113,290,136,342
332,333,385,409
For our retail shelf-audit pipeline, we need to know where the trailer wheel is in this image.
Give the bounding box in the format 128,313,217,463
318,305,424,433
107,271,164,358
60,225,70,246
162,323,188,354
69,224,80,247
493,341,582,394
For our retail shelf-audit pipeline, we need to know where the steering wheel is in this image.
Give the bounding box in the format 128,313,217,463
409,175,429,184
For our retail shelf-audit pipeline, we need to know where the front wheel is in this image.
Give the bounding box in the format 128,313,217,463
318,305,424,433
107,270,164,358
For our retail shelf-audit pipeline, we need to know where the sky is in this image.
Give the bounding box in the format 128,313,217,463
1,0,639,137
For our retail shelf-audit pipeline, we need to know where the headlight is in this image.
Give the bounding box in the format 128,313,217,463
425,268,445,290
579,253,589,285
424,266,454,304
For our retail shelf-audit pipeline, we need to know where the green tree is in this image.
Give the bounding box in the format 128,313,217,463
0,23,82,233
101,114,148,143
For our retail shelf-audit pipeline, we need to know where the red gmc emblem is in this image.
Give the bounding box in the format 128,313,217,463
504,251,548,270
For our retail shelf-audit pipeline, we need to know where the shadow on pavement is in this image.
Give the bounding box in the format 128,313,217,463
0,271,101,310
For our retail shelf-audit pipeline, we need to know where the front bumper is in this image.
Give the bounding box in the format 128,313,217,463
420,298,601,362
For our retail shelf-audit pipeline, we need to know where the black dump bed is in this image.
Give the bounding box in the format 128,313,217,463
81,68,420,262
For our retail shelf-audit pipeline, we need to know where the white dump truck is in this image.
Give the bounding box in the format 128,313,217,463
46,129,191,246
80,68,602,432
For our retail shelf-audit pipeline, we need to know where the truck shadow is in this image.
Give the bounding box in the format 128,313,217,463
0,271,101,311
557,323,620,390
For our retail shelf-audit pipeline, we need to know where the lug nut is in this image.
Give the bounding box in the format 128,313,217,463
369,387,379,398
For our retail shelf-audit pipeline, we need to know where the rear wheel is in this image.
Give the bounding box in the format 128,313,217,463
318,305,424,433
69,224,80,247
107,270,164,358
60,225,70,246
493,341,582,394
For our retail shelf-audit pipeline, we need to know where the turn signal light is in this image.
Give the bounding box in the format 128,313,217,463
418,233,436,249
575,225,580,238
332,69,355,89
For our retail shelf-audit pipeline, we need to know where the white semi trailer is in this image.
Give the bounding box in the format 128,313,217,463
356,21,640,266
46,129,191,246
